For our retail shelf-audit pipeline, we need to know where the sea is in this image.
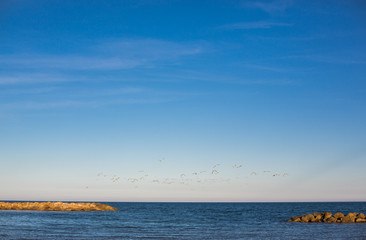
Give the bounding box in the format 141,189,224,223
1,202,366,239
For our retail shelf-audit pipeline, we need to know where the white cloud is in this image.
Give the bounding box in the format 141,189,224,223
278,54,366,65
0,39,205,72
243,0,293,14
220,21,293,30
0,73,82,85
0,98,171,110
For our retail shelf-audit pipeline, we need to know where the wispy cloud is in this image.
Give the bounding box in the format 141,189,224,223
0,87,58,95
0,73,86,85
68,87,146,98
145,71,295,85
0,98,172,110
0,39,205,72
243,0,293,14
220,21,293,30
278,54,366,65
96,39,204,59
242,63,291,72
0,55,143,70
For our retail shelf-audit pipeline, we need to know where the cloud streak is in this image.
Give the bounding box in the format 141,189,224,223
243,0,293,13
219,21,293,30
277,54,366,65
0,98,172,110
0,55,143,70
0,73,86,85
0,39,205,72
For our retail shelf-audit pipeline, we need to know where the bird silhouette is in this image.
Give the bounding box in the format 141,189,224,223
233,164,243,168
211,170,219,175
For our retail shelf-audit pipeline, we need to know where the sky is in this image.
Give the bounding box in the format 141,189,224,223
0,0,365,202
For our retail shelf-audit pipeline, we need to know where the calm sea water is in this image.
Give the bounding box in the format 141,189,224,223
1,202,366,239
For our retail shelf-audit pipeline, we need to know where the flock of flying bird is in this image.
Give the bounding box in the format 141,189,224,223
86,159,289,189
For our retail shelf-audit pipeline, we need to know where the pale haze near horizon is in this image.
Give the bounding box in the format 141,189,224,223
0,0,365,202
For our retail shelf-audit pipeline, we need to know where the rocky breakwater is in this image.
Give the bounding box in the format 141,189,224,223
288,212,366,223
0,202,118,211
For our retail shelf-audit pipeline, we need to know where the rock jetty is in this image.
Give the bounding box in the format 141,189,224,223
0,202,118,211
288,212,366,223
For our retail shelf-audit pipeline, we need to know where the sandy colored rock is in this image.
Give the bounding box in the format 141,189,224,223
288,212,366,224
0,202,118,211
334,212,345,219
324,212,332,220
288,216,301,222
313,213,323,222
325,216,337,223
313,212,323,217
301,214,315,222
347,213,357,217
312,218,322,223
356,218,366,223
342,214,356,223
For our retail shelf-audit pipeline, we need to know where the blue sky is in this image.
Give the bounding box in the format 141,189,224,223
1,0,365,202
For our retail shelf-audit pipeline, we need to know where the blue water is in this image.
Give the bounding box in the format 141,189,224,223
1,202,366,239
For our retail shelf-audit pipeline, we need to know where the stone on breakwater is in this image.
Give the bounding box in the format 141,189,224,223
288,212,366,223
0,202,118,211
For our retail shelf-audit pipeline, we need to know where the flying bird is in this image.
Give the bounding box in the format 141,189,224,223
211,170,219,175
111,176,120,183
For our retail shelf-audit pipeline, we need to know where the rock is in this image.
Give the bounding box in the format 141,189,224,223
342,214,356,223
324,212,332,220
313,213,323,222
301,214,315,222
312,218,322,223
334,212,345,219
288,217,301,222
324,216,337,223
356,218,366,223
313,212,324,217
0,202,118,211
288,212,366,224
